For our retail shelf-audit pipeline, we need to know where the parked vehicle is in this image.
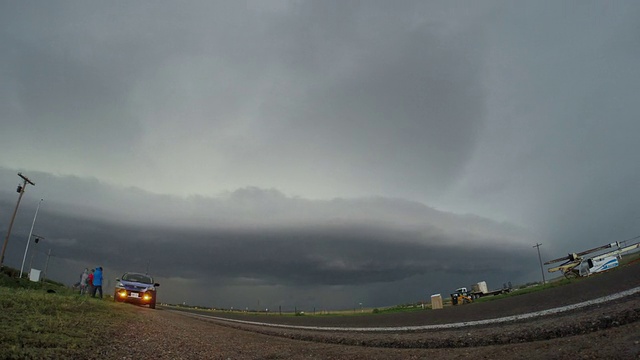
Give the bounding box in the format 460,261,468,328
450,281,512,305
470,281,512,298
114,272,160,309
450,288,474,305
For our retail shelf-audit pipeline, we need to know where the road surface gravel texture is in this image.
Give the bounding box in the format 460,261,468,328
91,261,640,359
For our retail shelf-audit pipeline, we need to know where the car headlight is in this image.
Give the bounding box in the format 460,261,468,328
116,282,124,288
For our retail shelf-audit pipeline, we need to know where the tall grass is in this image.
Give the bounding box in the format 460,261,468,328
0,270,139,359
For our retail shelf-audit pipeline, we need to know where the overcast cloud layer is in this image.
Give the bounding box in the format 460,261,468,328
0,1,639,309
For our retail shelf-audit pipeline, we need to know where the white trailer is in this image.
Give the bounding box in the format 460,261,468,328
452,281,511,301
579,241,640,276
470,281,511,298
580,256,619,276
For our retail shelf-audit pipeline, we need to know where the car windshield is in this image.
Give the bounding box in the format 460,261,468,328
122,273,153,284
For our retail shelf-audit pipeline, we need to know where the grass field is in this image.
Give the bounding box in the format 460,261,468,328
0,267,140,359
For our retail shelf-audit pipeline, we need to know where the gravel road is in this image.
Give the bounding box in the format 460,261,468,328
90,261,640,359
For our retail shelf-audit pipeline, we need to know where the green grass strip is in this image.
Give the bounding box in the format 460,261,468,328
0,286,139,359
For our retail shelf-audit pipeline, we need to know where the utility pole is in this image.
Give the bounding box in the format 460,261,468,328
533,243,546,284
1,173,35,268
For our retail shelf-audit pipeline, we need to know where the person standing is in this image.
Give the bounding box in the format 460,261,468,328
91,266,103,299
87,269,95,297
79,268,89,295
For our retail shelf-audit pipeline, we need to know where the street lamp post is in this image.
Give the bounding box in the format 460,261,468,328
1,172,35,268
20,199,44,278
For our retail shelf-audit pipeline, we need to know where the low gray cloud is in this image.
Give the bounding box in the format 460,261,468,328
0,168,532,309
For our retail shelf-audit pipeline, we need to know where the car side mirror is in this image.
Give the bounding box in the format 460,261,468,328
154,283,160,287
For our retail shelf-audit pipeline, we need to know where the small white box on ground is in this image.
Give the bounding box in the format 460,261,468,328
29,269,41,282
431,293,443,309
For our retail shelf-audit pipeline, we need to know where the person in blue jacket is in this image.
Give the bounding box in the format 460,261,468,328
91,266,104,299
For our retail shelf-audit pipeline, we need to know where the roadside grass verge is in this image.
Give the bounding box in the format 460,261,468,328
0,267,67,291
0,275,140,359
620,251,640,265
